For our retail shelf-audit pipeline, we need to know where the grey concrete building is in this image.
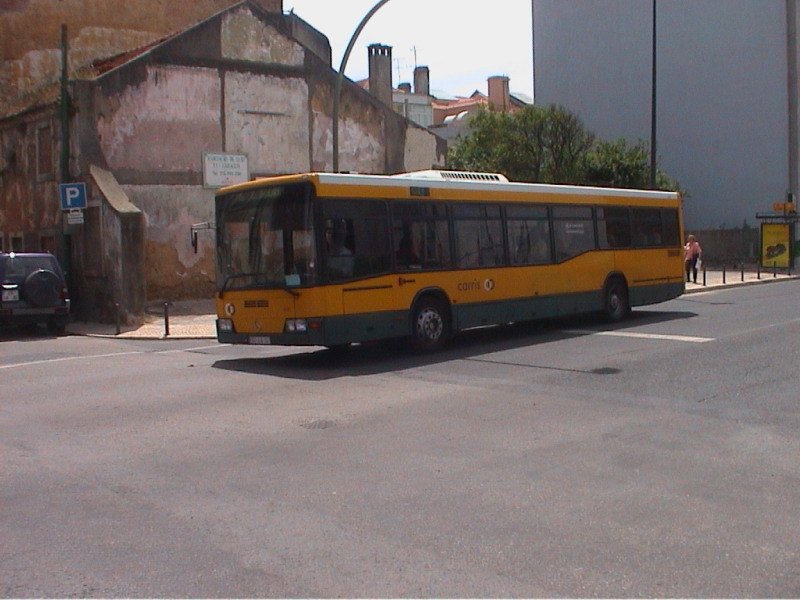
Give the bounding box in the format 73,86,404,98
532,0,798,230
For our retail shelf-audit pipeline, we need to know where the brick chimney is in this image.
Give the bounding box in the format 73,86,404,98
368,43,393,107
487,75,510,111
413,66,430,96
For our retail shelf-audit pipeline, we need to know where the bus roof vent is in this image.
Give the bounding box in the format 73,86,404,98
392,170,509,182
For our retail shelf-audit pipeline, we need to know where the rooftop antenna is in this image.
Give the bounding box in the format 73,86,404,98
411,45,417,67
393,56,402,83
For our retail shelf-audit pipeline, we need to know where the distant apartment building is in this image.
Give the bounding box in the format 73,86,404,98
430,76,530,142
359,47,530,139
394,66,434,128
358,44,434,128
532,0,799,230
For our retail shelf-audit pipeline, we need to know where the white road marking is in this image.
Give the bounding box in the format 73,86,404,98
156,343,227,354
0,351,143,370
0,344,229,370
564,330,714,343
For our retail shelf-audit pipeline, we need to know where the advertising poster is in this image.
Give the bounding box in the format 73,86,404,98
760,223,791,268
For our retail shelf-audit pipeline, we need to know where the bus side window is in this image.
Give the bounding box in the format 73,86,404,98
324,218,355,279
395,220,422,269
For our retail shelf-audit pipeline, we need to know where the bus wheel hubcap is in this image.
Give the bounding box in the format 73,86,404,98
610,293,620,312
417,308,442,340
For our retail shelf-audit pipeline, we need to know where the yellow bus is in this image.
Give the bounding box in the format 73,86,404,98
213,171,684,351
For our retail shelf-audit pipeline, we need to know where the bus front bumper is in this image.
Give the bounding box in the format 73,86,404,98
216,318,327,346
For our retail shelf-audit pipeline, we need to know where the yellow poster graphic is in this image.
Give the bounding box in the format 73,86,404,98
761,223,791,268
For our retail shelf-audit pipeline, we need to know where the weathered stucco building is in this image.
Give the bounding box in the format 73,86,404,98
0,1,445,323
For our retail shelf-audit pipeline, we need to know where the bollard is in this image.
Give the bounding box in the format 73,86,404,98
774,261,777,278
164,302,170,337
115,303,121,335
757,262,761,279
702,266,706,286
741,262,744,282
722,264,726,284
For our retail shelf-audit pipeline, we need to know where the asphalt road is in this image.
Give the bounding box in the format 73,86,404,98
2,280,799,597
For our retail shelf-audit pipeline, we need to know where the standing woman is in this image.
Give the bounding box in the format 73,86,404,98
684,234,702,283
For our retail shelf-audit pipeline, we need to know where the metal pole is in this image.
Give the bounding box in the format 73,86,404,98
722,264,726,284
649,0,657,189
164,302,170,337
741,262,745,282
787,0,798,205
332,0,392,173
115,303,121,335
59,24,70,183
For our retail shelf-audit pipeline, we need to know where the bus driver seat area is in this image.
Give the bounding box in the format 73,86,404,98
325,219,355,279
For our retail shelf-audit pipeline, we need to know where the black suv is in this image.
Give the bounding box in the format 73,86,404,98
0,252,71,333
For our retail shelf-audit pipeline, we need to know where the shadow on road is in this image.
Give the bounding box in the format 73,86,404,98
212,309,696,381
0,324,67,343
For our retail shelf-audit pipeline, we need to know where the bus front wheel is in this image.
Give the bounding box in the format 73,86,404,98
603,279,630,322
410,296,451,352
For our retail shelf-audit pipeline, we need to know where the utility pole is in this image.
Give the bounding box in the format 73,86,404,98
649,0,657,189
787,0,798,202
59,24,71,184
59,24,75,308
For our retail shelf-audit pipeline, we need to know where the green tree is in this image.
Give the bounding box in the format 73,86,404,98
448,105,594,184
447,105,682,193
583,138,681,192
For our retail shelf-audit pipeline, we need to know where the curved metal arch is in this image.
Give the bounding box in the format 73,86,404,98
332,0,392,173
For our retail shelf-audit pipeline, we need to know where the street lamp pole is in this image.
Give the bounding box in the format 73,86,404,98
649,0,657,189
332,0,391,173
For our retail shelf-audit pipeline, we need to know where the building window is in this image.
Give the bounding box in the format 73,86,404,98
10,233,24,252
36,122,54,182
40,234,56,254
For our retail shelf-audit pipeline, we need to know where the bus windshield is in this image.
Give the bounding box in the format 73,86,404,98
216,182,316,290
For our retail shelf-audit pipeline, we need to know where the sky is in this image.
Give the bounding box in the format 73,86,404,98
284,0,533,100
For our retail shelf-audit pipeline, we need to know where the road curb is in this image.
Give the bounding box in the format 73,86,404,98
684,274,799,294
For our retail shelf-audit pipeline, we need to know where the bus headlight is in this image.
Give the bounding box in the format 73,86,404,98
285,318,308,332
218,318,234,332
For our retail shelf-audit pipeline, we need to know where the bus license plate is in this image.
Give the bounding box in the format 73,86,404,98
2,289,19,302
249,335,271,345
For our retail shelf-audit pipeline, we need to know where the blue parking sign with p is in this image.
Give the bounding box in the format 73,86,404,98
59,182,87,210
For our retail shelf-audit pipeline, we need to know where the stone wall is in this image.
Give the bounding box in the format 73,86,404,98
0,0,282,110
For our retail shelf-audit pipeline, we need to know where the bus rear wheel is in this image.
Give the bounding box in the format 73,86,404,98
410,296,451,352
603,279,630,322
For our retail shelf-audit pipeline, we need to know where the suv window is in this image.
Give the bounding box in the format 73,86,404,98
1,255,63,281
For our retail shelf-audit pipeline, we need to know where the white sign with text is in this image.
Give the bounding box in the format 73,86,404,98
203,153,249,188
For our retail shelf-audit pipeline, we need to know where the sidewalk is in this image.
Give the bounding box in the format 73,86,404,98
66,270,800,340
